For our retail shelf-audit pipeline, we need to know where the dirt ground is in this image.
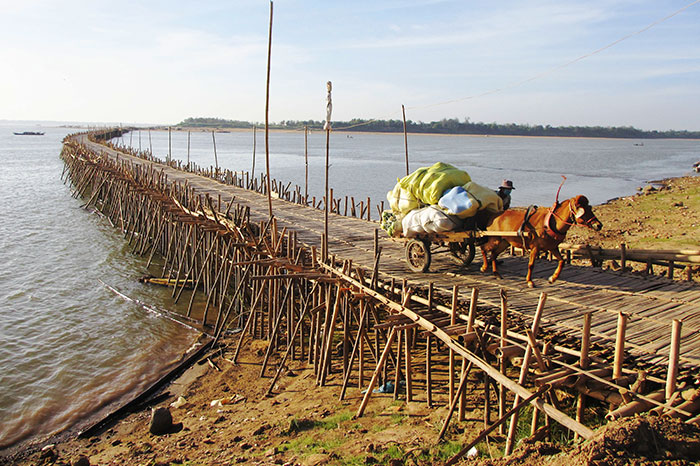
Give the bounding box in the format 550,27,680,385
568,176,700,280
9,337,700,466
5,175,700,466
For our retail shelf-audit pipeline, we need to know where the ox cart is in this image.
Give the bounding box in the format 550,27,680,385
393,229,529,273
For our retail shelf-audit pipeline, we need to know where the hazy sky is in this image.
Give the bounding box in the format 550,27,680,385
2,0,699,130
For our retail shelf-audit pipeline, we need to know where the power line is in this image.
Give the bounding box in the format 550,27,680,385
407,0,700,111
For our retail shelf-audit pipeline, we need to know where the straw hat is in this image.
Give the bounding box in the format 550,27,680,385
500,180,515,190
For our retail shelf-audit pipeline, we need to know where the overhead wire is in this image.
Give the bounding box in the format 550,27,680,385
328,0,700,130
407,0,700,111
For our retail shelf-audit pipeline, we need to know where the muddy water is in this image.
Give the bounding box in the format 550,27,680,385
0,124,201,451
116,129,700,207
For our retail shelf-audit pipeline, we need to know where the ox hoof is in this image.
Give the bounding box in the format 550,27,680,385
527,281,535,288
548,276,557,284
480,266,488,273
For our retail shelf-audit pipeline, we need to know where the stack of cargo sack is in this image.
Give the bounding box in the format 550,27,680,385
382,162,503,238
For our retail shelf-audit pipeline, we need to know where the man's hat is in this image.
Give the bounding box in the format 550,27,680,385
500,179,515,190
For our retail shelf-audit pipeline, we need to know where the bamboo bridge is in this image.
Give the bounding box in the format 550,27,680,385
61,129,700,460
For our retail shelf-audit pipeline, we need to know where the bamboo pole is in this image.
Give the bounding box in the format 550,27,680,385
322,263,593,439
449,285,458,402
504,292,547,455
393,330,403,401
323,81,332,261
264,1,274,218
355,327,398,418
613,312,628,381
499,289,508,434
402,104,409,176
339,298,370,400
211,131,219,176
438,361,474,441
404,328,413,401
426,333,433,407
574,311,592,441
304,125,308,203
265,284,319,396
446,385,551,466
168,126,171,164
666,319,682,400
250,126,256,188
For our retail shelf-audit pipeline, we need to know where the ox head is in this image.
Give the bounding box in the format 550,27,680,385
572,195,603,231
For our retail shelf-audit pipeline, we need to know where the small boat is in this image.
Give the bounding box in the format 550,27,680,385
13,131,45,136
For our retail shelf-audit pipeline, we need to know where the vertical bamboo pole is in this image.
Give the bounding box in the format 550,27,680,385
264,1,274,218
356,327,398,418
405,328,413,402
499,289,508,434
251,125,257,186
304,125,308,203
168,126,171,164
212,131,218,176
449,285,458,401
359,300,366,388
393,329,403,401
467,287,478,333
574,311,592,440
666,319,682,400
613,312,628,381
186,130,190,167
402,104,409,176
426,333,432,407
504,292,547,455
323,81,332,261
459,357,467,421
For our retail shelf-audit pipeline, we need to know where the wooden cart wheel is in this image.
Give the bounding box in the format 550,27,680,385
406,239,431,272
449,240,476,266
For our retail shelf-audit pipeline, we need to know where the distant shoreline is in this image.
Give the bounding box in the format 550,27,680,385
133,126,700,141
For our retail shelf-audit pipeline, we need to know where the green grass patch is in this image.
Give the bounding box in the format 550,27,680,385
278,435,345,456
319,410,353,430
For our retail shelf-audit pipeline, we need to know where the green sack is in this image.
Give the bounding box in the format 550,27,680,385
387,182,422,215
398,162,471,206
380,210,402,237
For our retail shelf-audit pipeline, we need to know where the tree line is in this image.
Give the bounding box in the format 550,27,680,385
177,117,700,139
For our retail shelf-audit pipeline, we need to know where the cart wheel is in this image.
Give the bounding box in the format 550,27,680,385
406,239,431,272
449,240,476,266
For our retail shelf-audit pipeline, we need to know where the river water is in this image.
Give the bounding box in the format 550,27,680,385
116,128,699,207
1,123,697,452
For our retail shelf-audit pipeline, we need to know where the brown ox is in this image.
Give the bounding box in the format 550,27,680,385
480,195,603,287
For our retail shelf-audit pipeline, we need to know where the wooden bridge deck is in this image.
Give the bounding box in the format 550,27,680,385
82,135,700,375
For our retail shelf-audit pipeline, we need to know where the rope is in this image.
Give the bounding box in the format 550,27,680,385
323,81,333,131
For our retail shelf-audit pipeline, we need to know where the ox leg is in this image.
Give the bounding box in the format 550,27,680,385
480,247,490,273
526,246,540,288
480,239,501,273
489,241,509,279
548,249,565,284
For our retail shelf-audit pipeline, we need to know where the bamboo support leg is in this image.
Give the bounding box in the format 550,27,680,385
438,361,474,441
446,385,551,466
504,292,547,455
356,327,398,418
